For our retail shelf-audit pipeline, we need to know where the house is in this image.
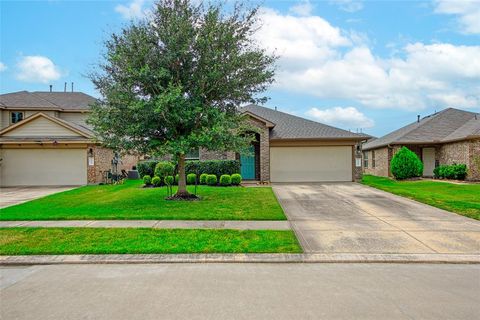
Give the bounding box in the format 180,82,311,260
199,104,368,183
362,108,480,180
0,91,138,186
0,91,367,186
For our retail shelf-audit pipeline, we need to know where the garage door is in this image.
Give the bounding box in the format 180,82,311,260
0,148,87,186
270,146,352,182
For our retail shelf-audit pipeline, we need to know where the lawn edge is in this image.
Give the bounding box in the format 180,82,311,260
1,253,479,265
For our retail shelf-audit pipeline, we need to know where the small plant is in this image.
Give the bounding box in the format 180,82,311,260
390,147,423,180
164,175,174,185
219,174,232,186
206,174,217,186
187,173,197,185
231,173,242,186
199,173,208,185
434,164,467,180
143,175,152,186
154,162,175,180
151,176,162,187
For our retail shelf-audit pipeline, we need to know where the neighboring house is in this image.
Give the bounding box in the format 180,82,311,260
362,108,480,181
0,91,138,187
199,104,368,183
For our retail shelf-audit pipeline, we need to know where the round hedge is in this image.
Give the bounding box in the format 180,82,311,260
219,174,232,186
187,173,197,185
154,162,175,178
231,174,242,186
164,175,174,185
143,175,152,186
390,147,423,180
206,174,217,186
199,173,208,185
151,176,162,187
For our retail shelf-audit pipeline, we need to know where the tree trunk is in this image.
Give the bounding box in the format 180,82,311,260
175,153,191,197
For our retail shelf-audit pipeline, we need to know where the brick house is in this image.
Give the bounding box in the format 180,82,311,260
362,108,480,181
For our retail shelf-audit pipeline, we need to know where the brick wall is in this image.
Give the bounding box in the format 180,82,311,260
440,139,480,181
87,145,139,184
469,139,480,180
199,149,235,161
363,147,390,177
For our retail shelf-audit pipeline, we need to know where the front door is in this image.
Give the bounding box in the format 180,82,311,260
240,145,256,180
422,147,435,177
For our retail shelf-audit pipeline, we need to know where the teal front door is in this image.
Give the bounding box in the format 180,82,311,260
240,145,256,180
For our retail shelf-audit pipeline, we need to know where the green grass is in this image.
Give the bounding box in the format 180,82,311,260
0,228,302,255
362,175,480,220
0,180,286,221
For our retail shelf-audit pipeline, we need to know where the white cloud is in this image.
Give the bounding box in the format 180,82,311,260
0,62,6,72
330,0,364,13
257,9,480,111
306,106,374,129
115,0,147,20
434,0,480,34
16,56,62,83
289,1,314,17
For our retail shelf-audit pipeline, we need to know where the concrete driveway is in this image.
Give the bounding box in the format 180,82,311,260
0,187,76,209
273,183,480,254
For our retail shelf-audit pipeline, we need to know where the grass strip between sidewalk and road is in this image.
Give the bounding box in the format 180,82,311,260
362,175,480,220
0,228,302,255
0,180,286,221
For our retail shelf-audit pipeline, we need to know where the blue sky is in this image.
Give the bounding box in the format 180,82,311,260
1,0,479,137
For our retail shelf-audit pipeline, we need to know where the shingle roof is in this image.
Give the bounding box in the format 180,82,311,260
363,108,480,150
241,104,367,140
0,91,96,110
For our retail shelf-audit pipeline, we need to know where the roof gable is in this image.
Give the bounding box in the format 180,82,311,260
0,113,92,138
241,104,366,140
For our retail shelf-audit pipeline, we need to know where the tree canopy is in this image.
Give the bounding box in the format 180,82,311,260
89,0,276,197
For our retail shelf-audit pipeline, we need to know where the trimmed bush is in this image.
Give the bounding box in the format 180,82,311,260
137,161,158,178
434,164,467,180
231,173,242,186
185,160,240,177
151,176,161,187
187,173,197,185
154,162,175,179
143,175,152,186
164,175,174,185
199,173,208,185
206,174,217,186
390,147,423,180
219,174,232,186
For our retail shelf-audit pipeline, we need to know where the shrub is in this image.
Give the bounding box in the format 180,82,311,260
137,161,158,178
151,176,162,187
199,173,208,185
231,173,242,185
206,174,217,186
434,164,467,180
143,175,152,186
154,161,175,179
187,173,197,185
219,174,232,186
164,175,174,185
185,160,240,177
390,147,423,180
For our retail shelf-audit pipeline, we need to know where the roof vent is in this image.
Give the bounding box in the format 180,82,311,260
64,82,67,92
49,85,52,92
417,115,420,123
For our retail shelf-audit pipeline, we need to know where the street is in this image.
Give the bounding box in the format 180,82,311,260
1,263,479,319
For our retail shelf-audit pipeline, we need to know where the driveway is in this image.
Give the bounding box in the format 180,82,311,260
0,187,76,209
273,183,480,254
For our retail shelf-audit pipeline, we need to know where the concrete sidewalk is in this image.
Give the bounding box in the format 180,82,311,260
0,220,291,230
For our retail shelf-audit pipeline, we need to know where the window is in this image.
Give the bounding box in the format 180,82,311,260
372,150,376,168
11,111,24,124
363,151,368,168
185,149,200,160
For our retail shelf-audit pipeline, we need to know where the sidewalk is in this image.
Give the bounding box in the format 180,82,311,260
0,220,291,230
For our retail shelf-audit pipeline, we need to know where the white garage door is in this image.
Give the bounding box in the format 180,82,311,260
270,146,352,182
0,148,87,186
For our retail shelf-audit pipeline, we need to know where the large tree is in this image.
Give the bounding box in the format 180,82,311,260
89,0,276,198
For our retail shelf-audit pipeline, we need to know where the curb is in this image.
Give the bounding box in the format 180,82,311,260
1,253,479,265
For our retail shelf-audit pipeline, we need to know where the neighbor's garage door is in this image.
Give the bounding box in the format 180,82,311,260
0,148,87,186
270,146,352,182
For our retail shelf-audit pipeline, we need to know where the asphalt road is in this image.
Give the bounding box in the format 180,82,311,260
1,263,479,320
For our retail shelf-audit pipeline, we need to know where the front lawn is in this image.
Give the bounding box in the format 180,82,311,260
0,228,301,255
362,175,480,220
0,180,286,221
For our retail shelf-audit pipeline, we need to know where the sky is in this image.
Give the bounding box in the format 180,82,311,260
1,0,479,137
